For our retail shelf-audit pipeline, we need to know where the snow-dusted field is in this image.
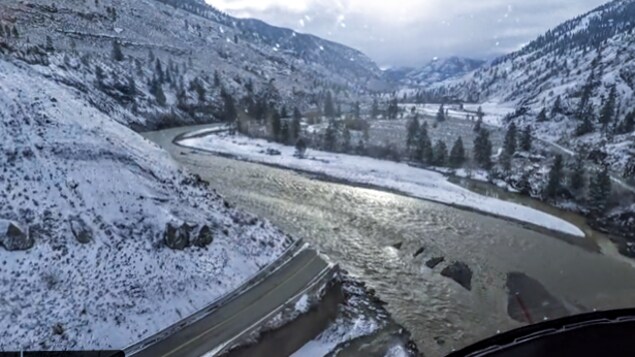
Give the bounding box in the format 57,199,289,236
0,59,290,350
403,103,515,127
179,133,585,238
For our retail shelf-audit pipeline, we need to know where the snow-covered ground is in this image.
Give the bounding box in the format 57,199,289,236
178,133,585,237
403,103,515,127
0,58,290,350
292,316,379,356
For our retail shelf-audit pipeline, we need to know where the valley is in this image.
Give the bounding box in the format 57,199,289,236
146,124,635,357
1,0,635,355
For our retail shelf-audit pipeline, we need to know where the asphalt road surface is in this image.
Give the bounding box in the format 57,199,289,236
133,246,329,357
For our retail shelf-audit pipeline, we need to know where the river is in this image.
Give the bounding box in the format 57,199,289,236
145,125,635,357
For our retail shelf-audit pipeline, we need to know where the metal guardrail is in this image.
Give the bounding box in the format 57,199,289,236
124,239,306,356
210,264,339,357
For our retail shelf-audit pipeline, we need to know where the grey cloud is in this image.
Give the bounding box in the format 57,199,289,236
212,0,608,67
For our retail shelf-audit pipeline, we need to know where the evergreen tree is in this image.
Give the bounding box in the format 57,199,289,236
416,123,432,163
324,91,336,118
569,155,586,192
112,40,124,61
624,141,635,179
588,166,612,215
371,99,379,119
551,95,563,116
126,76,136,95
324,120,337,151
503,122,518,156
11,26,17,38
599,86,617,130
520,125,532,152
280,105,288,118
295,138,307,158
476,106,484,122
342,127,352,153
270,110,282,141
280,121,290,144
353,101,361,118
433,140,448,166
387,97,399,119
356,139,366,155
473,129,493,169
544,154,564,198
148,50,155,63
577,70,595,115
473,116,483,132
575,105,595,136
192,79,205,102
221,89,237,122
406,115,420,154
517,172,532,195
536,107,548,122
617,110,634,134
291,107,302,141
624,154,635,179
0,25,4,37
155,59,164,83
154,83,166,106
500,151,512,173
449,137,466,168
45,36,54,52
94,65,106,88
436,104,446,122
214,70,221,87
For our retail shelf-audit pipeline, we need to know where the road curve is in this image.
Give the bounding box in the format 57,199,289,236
133,125,332,357
132,248,329,357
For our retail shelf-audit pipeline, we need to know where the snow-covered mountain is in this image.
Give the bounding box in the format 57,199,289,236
0,0,383,130
385,57,485,88
0,56,292,350
158,0,382,84
431,0,635,176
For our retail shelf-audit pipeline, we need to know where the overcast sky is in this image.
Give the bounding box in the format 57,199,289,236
208,0,607,68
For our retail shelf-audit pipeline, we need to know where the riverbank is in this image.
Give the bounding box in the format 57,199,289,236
177,132,585,239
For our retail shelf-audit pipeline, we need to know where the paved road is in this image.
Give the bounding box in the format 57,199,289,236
134,125,331,357
133,248,329,357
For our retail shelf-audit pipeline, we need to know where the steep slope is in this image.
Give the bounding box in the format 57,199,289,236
431,0,635,176
386,57,485,88
0,0,383,131
156,0,381,82
0,56,291,350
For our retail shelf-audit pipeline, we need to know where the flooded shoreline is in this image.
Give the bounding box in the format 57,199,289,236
145,126,635,357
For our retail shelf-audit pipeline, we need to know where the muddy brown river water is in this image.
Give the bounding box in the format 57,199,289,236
145,126,635,357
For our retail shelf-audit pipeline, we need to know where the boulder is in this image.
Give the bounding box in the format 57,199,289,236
391,241,403,250
164,223,192,250
191,224,214,248
0,220,34,251
425,257,445,269
441,262,473,291
69,216,93,244
413,247,425,258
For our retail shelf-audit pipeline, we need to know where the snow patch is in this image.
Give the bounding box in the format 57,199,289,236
179,133,586,238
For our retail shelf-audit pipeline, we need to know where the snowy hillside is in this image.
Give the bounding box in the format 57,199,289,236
0,57,291,350
385,57,484,88
0,0,383,130
156,0,382,84
429,0,635,177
